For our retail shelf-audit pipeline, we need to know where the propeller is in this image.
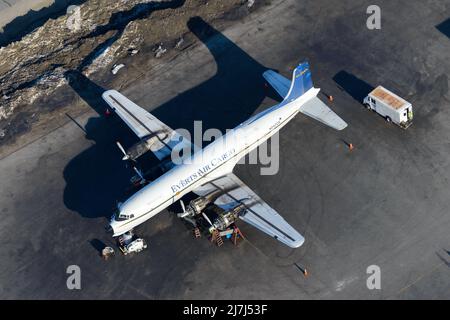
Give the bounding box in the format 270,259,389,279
132,166,146,184
116,141,130,161
176,200,198,227
201,212,214,227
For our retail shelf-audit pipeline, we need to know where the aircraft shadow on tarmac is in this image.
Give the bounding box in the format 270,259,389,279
63,17,276,222
333,70,375,103
0,0,88,48
436,18,450,39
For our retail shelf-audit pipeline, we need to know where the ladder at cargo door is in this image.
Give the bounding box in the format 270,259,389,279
193,227,201,238
232,226,245,246
210,229,224,247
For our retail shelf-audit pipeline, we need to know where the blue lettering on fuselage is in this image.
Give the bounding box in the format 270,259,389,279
170,148,236,193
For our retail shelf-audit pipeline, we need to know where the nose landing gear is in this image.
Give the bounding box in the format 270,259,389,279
116,230,148,255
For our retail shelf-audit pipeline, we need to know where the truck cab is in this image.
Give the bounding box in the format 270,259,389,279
363,95,376,111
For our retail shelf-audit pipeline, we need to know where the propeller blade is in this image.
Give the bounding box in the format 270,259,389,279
202,212,214,227
177,211,191,218
133,167,143,179
116,141,130,160
180,200,186,213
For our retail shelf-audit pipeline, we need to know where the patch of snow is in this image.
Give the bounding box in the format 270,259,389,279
128,48,139,56
154,44,167,58
111,63,126,75
175,37,184,49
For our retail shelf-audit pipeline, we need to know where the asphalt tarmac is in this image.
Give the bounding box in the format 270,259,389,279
1,0,450,299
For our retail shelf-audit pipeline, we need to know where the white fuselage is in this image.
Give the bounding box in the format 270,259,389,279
109,88,319,236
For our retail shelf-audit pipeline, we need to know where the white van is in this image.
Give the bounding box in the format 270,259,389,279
363,86,413,129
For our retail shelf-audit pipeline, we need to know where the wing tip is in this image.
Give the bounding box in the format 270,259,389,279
290,236,305,248
336,121,348,131
102,89,117,99
263,69,275,77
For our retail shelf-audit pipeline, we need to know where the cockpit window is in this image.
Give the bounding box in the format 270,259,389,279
114,210,132,221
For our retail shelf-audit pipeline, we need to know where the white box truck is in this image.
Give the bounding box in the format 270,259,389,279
363,86,413,129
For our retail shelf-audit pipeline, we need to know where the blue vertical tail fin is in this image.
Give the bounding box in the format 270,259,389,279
284,62,313,101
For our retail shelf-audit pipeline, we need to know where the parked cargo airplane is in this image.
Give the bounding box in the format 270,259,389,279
102,62,347,248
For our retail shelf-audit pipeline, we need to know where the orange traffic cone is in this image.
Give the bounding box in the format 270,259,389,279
295,263,309,277
323,92,334,102
105,108,111,117
349,143,354,151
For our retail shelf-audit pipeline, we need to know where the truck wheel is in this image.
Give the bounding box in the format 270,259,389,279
385,116,392,123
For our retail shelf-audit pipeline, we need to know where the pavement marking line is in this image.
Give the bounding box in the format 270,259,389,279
394,260,447,297
0,108,95,161
125,283,154,299
65,112,87,134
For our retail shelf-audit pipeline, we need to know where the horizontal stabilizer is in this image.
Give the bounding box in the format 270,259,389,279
263,70,291,99
299,97,348,130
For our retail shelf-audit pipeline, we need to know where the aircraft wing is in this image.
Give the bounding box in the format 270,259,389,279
102,90,192,161
193,174,305,248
